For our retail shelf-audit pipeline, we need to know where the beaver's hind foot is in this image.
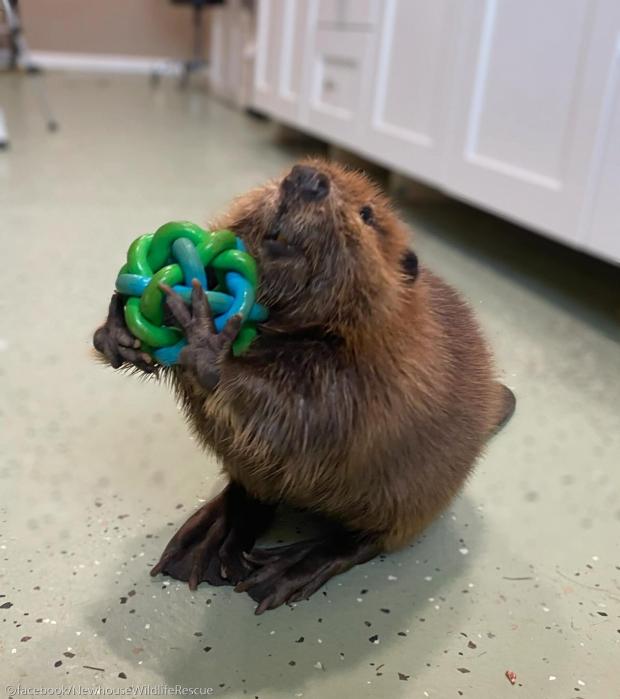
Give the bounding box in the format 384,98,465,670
235,528,380,615
151,482,275,588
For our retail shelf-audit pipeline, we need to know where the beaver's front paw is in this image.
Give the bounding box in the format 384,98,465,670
93,293,155,372
161,279,241,391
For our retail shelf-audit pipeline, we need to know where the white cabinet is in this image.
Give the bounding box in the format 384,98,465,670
251,0,620,264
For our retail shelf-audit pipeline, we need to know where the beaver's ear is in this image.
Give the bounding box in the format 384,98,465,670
401,249,419,283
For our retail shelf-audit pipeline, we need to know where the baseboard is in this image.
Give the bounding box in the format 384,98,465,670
28,51,184,76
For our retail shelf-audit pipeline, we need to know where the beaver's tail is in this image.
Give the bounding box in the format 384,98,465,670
492,384,516,435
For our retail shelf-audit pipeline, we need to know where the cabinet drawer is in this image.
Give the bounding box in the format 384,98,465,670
311,30,369,117
317,0,380,28
316,54,362,114
305,28,374,145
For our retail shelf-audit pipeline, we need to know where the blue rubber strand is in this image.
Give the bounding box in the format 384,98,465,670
116,273,150,297
249,302,269,322
153,339,187,366
233,237,268,321
172,237,207,288
170,286,233,315
116,275,243,318
214,271,255,331
171,283,266,321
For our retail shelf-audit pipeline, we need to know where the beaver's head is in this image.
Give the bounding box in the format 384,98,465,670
228,159,418,334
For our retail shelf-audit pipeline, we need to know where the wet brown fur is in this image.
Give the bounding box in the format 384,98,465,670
162,159,510,551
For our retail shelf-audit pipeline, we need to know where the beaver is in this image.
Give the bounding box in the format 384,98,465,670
93,159,515,614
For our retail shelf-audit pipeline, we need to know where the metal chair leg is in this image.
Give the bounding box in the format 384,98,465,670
1,0,58,133
0,108,9,149
178,4,207,89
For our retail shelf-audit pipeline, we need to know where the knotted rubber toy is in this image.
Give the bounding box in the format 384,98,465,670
114,221,268,366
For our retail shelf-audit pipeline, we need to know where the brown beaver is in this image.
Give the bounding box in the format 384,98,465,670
93,159,515,614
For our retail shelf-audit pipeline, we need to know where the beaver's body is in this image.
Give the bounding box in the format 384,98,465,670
176,268,506,551
94,160,514,613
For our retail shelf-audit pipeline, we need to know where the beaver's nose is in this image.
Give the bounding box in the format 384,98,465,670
282,165,330,202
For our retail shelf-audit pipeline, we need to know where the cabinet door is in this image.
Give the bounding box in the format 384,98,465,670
442,0,618,247
253,0,310,123
360,0,459,184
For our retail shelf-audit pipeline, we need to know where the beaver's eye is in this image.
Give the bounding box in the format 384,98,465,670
360,205,374,224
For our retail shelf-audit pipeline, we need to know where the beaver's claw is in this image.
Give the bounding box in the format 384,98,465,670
151,483,276,589
235,533,379,615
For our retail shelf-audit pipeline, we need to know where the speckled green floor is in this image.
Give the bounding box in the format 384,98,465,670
1,72,619,699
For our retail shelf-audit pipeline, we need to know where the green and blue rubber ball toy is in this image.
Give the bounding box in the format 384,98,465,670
115,221,268,366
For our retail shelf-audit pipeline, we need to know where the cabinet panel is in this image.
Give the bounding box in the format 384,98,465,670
280,3,308,102
317,0,343,24
441,0,616,245
317,0,380,27
469,0,588,184
580,35,620,263
253,0,310,121
343,0,380,26
317,54,360,113
254,0,285,95
362,0,457,182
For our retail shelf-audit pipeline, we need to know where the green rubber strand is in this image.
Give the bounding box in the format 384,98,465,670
232,323,257,356
196,229,237,268
147,221,208,271
140,264,184,326
126,234,155,276
124,297,182,347
212,249,258,288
